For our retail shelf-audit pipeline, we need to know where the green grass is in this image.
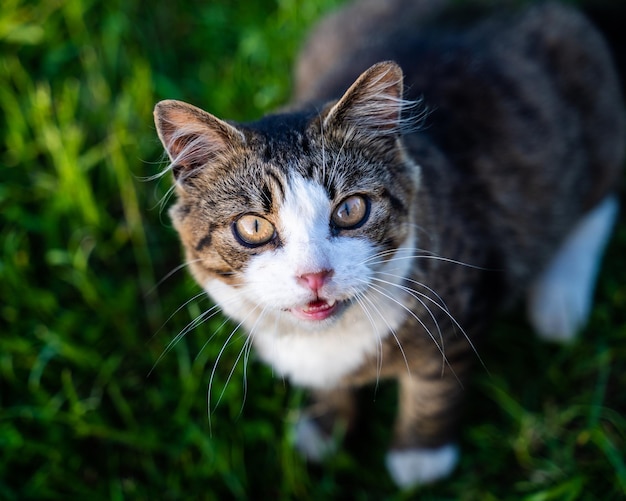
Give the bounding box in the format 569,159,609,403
1,0,625,499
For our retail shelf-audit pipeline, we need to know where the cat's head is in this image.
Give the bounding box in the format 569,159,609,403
154,62,422,332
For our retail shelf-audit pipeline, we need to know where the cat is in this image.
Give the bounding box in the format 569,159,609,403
153,0,624,489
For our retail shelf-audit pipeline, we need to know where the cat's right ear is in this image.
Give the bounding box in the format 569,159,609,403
322,61,405,138
154,100,245,182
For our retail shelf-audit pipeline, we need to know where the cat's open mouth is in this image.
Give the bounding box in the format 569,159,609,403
291,299,339,321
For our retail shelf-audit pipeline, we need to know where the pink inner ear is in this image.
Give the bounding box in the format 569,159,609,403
323,61,404,134
154,100,245,179
168,123,227,164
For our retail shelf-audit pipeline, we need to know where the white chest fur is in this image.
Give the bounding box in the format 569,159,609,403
251,305,384,388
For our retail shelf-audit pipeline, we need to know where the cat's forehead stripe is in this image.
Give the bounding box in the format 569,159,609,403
267,170,286,200
195,233,212,252
260,168,289,213
260,182,273,213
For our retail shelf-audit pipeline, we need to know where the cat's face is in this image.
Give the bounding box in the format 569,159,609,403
155,62,421,333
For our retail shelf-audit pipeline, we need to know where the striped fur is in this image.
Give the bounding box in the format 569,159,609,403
154,0,624,488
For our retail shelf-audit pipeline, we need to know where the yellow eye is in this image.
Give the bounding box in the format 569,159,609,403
233,214,275,246
331,195,369,229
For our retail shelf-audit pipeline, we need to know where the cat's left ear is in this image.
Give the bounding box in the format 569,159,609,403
154,99,245,182
322,61,404,137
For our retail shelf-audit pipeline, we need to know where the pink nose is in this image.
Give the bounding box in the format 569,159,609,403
297,270,333,293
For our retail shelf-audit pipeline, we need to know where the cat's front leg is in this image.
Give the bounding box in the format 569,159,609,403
385,372,464,488
293,387,357,461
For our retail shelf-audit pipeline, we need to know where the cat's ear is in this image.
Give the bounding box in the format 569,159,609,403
154,100,245,182
323,61,404,137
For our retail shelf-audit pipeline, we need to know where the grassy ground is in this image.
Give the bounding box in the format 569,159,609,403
1,0,625,499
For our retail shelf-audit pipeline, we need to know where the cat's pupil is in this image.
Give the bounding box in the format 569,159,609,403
332,195,369,229
233,214,275,247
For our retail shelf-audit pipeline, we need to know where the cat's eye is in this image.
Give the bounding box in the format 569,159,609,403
233,214,275,246
331,195,370,229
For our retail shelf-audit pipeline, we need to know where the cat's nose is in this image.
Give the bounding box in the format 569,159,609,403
297,270,333,293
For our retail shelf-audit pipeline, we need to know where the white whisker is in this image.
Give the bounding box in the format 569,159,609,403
319,115,327,187
149,288,209,343
352,291,385,385
328,133,351,189
207,298,266,429
365,251,489,271
234,306,270,420
156,182,178,218
372,273,488,373
193,313,234,363
370,275,446,364
148,298,222,377
379,272,449,312
356,283,414,376
207,303,261,432
360,279,460,382
147,258,205,297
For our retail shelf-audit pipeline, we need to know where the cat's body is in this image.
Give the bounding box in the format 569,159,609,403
154,0,624,488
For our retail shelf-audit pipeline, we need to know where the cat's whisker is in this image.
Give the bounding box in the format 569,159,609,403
398,220,434,241
148,298,223,377
366,252,490,271
369,275,448,376
241,332,255,405
361,291,412,379
328,133,350,189
235,306,271,420
207,304,262,432
360,246,438,264
140,164,179,216
373,273,488,373
376,272,455,361
156,183,178,218
148,258,206,297
164,290,246,368
319,114,328,189
193,310,236,363
352,291,385,385
360,245,494,273
201,296,267,421
361,279,459,381
150,288,210,341
182,299,230,336
149,284,253,377
357,280,415,378
370,275,446,361
220,334,251,419
377,271,449,311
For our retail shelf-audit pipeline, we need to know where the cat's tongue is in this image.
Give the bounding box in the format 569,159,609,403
293,299,337,321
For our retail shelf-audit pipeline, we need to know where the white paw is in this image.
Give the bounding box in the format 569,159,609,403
293,416,337,461
528,196,618,342
385,444,459,489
